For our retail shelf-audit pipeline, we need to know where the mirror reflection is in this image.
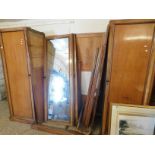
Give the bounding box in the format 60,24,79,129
47,38,70,121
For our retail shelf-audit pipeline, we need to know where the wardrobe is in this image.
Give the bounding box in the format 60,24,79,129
102,20,155,134
0,27,45,123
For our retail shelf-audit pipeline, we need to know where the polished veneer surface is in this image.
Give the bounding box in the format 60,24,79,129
109,24,154,104
0,27,45,124
102,20,155,134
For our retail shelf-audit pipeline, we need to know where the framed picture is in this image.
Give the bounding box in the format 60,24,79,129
110,104,155,135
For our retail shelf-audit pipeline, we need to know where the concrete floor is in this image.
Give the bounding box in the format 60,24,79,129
0,100,101,135
0,100,50,135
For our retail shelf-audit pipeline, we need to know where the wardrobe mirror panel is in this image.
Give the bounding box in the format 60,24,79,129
47,37,71,122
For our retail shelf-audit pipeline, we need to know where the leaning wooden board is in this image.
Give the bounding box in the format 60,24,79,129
102,20,155,134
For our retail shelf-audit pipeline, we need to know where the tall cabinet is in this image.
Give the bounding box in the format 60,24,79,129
102,20,155,134
0,27,45,123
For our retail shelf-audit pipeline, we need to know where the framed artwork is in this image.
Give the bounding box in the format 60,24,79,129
110,104,155,135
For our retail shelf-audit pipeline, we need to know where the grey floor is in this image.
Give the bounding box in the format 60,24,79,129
0,100,50,135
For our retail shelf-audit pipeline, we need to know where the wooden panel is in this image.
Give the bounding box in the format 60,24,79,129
1,31,34,120
27,30,45,122
153,79,155,101
76,33,104,71
44,41,55,121
75,33,105,110
150,77,155,105
32,124,83,135
81,46,106,128
109,19,155,25
109,24,154,104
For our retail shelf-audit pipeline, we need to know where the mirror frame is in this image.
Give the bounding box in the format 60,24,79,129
44,34,78,126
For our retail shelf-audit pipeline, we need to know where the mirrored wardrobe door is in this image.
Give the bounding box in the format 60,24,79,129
45,34,77,126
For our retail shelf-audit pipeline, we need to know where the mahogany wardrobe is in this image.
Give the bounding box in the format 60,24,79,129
0,27,45,124
102,20,155,134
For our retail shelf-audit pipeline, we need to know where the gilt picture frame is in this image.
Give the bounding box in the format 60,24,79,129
110,104,155,135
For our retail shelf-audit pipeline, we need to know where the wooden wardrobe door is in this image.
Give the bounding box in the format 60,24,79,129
27,30,45,123
2,31,34,121
108,24,155,104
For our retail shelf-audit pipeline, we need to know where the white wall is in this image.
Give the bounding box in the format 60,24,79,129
0,19,110,95
0,19,109,35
